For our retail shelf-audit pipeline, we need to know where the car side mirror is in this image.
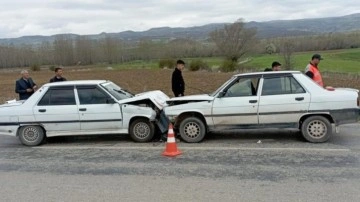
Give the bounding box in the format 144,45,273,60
218,91,226,98
106,98,116,104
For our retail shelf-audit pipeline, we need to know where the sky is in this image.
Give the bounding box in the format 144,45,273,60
0,0,359,38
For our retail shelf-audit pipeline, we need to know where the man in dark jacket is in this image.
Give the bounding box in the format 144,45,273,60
264,61,282,71
50,67,67,82
15,70,37,100
172,60,185,97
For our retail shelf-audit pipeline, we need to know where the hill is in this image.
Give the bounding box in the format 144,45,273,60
0,13,359,46
246,13,360,38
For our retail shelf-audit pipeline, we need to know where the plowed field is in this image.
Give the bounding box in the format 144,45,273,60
1,67,359,103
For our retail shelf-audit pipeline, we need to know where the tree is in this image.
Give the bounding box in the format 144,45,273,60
101,36,121,64
75,36,95,65
37,41,55,65
280,38,295,70
210,19,257,63
53,35,74,65
265,43,277,55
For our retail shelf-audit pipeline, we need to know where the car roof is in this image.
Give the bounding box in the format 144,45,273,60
42,80,108,87
41,71,302,87
233,71,301,77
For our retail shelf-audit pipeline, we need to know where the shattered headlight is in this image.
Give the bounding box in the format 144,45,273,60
167,115,177,122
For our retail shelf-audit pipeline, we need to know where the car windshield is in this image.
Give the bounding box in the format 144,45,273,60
210,76,237,97
100,81,134,100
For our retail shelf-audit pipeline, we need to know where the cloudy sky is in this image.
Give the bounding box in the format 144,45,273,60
0,0,359,38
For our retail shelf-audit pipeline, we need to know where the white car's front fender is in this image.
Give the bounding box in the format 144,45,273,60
121,104,156,128
164,101,213,124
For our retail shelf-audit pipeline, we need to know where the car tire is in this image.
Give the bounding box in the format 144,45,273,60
301,116,332,143
129,118,155,142
179,117,206,143
18,125,45,146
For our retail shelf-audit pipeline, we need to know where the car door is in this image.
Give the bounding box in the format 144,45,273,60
258,75,310,126
211,76,260,129
76,85,123,131
33,86,80,132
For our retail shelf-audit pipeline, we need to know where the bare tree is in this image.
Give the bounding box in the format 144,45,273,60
210,19,257,62
279,38,295,70
137,39,155,60
101,36,121,64
53,35,74,65
0,44,35,68
75,36,95,65
37,41,55,65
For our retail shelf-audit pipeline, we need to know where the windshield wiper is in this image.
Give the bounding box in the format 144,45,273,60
113,89,134,97
122,88,135,96
113,89,126,95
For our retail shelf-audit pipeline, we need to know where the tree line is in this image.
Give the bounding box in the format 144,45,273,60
0,20,359,69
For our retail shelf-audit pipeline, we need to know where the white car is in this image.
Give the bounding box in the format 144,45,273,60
164,71,359,143
0,80,169,146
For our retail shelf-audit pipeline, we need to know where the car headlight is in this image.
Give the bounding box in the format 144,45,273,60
167,115,177,122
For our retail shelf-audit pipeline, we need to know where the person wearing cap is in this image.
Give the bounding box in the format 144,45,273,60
172,59,185,97
264,61,282,71
305,54,324,87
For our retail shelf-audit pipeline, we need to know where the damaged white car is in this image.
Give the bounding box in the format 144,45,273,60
164,71,359,143
0,80,169,146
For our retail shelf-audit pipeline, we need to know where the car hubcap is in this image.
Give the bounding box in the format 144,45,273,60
134,123,150,139
24,127,39,142
307,120,327,139
184,122,200,138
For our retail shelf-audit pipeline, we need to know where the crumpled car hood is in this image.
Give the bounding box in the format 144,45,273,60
118,90,170,109
167,94,214,102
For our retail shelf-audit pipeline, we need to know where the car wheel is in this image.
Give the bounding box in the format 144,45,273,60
179,117,206,143
129,118,155,142
301,116,332,143
18,125,45,146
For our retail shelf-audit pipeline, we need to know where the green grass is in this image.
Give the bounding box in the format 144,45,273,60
99,60,160,69
242,48,360,73
98,48,360,73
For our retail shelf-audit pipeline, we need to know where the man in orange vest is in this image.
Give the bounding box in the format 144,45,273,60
305,54,324,87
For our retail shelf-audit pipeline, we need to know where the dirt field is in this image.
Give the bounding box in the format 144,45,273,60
1,67,359,103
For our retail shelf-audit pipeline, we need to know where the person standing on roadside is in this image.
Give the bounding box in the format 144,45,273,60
172,60,185,97
305,54,324,87
15,70,37,100
50,67,67,82
264,61,282,71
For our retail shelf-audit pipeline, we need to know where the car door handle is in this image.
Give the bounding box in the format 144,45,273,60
295,97,304,101
79,108,87,111
38,109,46,113
249,100,258,103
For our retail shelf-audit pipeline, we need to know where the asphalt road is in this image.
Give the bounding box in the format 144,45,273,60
0,124,359,202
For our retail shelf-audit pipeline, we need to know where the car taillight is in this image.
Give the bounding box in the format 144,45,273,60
357,96,360,106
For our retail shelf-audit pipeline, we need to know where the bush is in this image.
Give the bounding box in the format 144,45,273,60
265,43,277,54
30,64,40,71
220,59,237,72
189,59,209,71
49,65,56,71
158,59,175,69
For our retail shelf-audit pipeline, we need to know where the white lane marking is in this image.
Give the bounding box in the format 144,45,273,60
34,146,350,152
